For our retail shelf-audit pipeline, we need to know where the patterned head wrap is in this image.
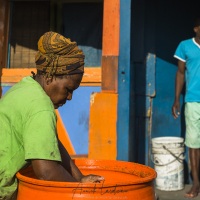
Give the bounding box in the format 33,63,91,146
35,31,85,78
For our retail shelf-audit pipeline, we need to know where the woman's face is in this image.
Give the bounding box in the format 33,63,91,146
44,74,83,109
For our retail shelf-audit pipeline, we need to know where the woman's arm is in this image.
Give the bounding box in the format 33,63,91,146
31,140,104,183
31,159,77,182
58,140,104,183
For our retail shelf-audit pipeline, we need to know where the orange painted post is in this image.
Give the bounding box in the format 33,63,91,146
88,93,117,160
88,0,120,159
101,0,119,92
102,0,119,56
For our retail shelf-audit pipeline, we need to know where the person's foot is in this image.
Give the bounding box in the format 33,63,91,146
184,186,199,199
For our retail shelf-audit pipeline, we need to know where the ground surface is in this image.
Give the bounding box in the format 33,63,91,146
155,185,200,200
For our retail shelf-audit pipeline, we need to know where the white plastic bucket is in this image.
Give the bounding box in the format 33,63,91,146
151,137,184,191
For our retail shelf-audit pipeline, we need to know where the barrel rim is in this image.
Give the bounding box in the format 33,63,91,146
16,159,157,187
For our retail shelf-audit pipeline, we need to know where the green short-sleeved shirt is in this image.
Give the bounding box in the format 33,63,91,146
0,76,61,200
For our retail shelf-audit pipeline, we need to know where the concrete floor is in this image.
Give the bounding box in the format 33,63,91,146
155,185,200,200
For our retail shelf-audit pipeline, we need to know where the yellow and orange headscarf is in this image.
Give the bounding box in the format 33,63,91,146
35,31,85,78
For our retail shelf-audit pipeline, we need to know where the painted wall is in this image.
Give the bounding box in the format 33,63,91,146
1,1,200,184
130,0,200,183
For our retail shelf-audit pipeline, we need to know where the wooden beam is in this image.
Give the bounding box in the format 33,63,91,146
101,0,119,92
1,67,101,86
102,0,119,56
88,92,117,160
101,56,118,92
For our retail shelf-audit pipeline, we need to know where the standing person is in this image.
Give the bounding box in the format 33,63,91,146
0,31,104,200
172,18,200,198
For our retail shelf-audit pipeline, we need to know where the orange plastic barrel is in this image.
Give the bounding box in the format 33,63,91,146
16,159,156,200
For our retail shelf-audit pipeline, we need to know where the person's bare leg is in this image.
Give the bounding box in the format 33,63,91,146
185,148,200,198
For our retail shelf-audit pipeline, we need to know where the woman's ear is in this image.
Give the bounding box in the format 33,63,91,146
45,77,53,85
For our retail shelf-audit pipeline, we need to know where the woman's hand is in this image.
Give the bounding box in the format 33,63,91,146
80,174,105,183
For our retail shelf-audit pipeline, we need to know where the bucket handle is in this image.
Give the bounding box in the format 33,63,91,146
151,145,184,166
162,145,184,163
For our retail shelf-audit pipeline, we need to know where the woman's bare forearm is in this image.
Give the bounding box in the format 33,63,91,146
31,159,77,182
58,140,83,181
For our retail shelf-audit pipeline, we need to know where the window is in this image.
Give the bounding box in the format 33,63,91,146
9,1,50,68
8,0,103,68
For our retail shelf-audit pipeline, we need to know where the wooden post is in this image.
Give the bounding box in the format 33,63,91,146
88,0,119,160
0,0,10,97
0,0,9,68
101,0,119,93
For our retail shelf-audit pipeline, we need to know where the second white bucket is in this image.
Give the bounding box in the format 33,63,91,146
151,136,184,191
